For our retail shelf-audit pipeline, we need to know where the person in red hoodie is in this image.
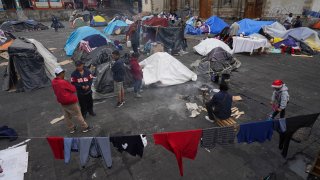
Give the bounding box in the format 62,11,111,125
51,67,93,134
129,53,143,98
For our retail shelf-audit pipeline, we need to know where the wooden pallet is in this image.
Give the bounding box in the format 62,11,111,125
216,117,237,127
310,152,320,177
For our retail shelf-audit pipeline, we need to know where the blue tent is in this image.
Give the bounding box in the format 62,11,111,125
205,16,229,34
103,20,128,35
237,18,274,35
64,26,110,56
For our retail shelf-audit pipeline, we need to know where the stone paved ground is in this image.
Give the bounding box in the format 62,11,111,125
0,22,320,180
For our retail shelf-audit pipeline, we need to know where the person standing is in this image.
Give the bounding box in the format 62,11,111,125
129,53,143,98
111,50,125,107
270,80,289,119
130,22,140,54
293,16,302,28
205,83,232,123
284,13,293,30
71,61,96,119
229,22,240,36
52,67,93,133
51,15,59,32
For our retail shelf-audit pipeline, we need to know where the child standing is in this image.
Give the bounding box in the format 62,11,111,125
129,53,143,98
270,80,290,119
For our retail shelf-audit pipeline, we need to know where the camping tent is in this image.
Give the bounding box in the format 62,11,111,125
64,26,111,56
205,16,229,34
90,15,108,27
184,17,209,35
2,38,58,92
142,25,186,54
0,20,49,32
0,30,15,51
312,20,320,29
139,52,197,86
193,38,233,56
73,17,87,28
263,23,320,51
237,18,274,35
103,20,128,35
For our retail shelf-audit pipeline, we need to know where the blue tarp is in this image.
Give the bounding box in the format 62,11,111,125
237,18,274,35
205,16,229,34
185,24,203,35
64,26,110,56
303,9,320,18
103,20,128,35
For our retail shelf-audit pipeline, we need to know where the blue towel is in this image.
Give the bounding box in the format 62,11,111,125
237,120,273,143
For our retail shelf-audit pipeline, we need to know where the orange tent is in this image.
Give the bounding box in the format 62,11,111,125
312,20,320,29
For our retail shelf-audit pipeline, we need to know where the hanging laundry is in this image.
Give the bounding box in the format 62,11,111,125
153,130,202,176
201,126,235,149
237,120,273,144
279,113,319,158
79,137,112,168
47,137,64,159
273,119,287,133
64,138,80,163
110,135,147,157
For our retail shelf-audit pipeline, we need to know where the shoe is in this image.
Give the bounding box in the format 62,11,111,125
116,102,124,108
89,111,96,116
69,126,77,134
135,93,142,98
82,126,94,133
205,116,214,123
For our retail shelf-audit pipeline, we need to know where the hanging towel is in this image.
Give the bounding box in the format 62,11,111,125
201,126,235,149
279,113,319,158
153,129,202,176
110,134,147,157
273,119,287,133
237,120,273,143
64,138,80,163
0,126,18,141
79,137,112,168
47,136,64,159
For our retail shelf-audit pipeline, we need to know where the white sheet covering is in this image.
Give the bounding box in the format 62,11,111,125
139,52,197,86
28,39,59,80
0,145,29,180
232,37,268,54
193,38,233,56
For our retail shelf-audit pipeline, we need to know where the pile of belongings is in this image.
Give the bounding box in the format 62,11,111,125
139,17,186,55
0,20,49,32
193,38,233,56
64,26,111,56
185,16,228,35
193,47,241,77
139,52,197,86
0,29,15,51
2,37,59,92
262,22,320,55
90,15,108,27
103,19,128,35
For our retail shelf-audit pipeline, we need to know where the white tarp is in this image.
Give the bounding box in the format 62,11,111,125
28,39,59,79
0,145,29,180
193,38,233,56
139,52,197,86
249,33,272,48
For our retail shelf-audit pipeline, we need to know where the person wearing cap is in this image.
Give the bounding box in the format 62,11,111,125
205,82,233,123
271,80,290,119
52,67,93,133
71,61,96,118
111,50,125,107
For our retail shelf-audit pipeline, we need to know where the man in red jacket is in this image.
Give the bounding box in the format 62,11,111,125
129,53,143,98
52,67,93,134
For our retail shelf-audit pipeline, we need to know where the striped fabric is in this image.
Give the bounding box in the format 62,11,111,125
201,126,235,149
79,40,92,53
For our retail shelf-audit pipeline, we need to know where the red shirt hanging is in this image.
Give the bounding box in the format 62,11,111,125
47,136,64,159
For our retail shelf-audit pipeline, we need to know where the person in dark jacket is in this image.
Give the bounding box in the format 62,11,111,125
111,50,125,107
130,23,140,53
129,52,143,98
293,16,302,28
205,83,232,123
51,15,59,32
71,61,96,118
52,67,93,133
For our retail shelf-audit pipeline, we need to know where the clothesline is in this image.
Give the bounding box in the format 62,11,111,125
0,125,237,139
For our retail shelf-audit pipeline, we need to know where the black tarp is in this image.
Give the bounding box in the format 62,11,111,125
2,38,50,92
0,20,49,32
142,25,186,54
